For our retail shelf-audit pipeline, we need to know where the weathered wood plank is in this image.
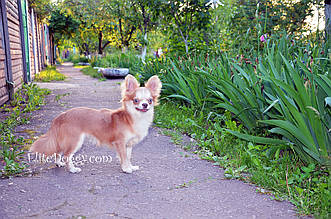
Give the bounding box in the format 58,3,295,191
6,10,19,24
9,42,21,50
0,93,9,106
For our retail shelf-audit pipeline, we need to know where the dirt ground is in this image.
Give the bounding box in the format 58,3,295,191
0,63,301,218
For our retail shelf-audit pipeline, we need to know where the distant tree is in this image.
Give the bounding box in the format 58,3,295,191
228,0,315,53
160,0,211,54
134,0,161,62
48,9,80,62
49,9,80,45
28,0,52,20
230,0,315,35
106,0,140,52
326,0,331,38
62,0,117,55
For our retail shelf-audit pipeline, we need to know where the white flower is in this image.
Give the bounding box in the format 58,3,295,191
206,0,223,9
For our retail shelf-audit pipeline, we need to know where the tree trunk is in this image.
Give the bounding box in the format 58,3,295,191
98,31,103,55
83,43,89,56
326,0,331,38
184,39,189,54
177,26,189,54
141,32,147,63
50,34,55,65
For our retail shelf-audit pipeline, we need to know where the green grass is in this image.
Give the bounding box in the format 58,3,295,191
34,66,66,82
0,84,51,177
74,65,90,69
67,54,89,64
154,101,330,217
80,66,106,81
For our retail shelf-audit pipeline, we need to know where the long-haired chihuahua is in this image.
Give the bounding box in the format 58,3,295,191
30,75,162,173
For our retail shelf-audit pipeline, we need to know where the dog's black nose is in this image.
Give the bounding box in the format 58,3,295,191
142,103,148,108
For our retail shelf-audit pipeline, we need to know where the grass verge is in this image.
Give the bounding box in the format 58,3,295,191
0,84,50,177
80,66,106,81
34,66,66,82
154,101,330,217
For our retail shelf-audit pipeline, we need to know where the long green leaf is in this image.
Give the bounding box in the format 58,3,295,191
225,129,288,145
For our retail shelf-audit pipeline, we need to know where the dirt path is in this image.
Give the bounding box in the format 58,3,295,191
0,63,299,218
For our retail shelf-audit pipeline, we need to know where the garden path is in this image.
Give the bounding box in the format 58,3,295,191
0,63,300,218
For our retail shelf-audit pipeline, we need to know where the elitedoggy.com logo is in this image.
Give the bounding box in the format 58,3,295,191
27,152,113,166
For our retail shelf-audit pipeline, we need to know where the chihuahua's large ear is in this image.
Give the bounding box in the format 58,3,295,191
121,74,139,97
145,75,162,97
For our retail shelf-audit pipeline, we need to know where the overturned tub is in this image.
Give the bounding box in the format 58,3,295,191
98,68,129,77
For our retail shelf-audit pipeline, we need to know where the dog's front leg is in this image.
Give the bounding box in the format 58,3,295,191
116,142,132,174
126,146,139,171
126,137,140,172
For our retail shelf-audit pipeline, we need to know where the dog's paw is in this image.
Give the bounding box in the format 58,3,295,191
69,167,81,173
56,161,66,167
131,165,139,171
121,166,133,174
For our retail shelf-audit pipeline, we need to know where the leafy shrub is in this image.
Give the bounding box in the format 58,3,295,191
142,34,330,166
68,54,89,64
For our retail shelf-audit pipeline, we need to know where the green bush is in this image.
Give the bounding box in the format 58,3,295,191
141,34,330,166
68,54,89,64
89,51,158,81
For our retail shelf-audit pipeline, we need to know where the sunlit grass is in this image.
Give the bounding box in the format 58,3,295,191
34,66,66,82
74,65,90,69
80,66,106,81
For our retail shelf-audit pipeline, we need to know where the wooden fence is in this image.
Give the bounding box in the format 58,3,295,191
0,0,51,105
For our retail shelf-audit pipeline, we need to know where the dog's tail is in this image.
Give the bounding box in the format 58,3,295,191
30,125,58,156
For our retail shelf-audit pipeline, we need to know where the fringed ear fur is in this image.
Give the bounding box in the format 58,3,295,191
121,74,140,98
145,75,162,98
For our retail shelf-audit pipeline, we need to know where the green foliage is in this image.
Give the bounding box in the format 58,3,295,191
80,67,106,81
49,9,81,45
68,54,89,64
28,0,53,20
0,84,50,177
160,0,211,54
34,66,66,82
90,51,150,78
106,0,140,50
142,34,330,166
225,0,318,56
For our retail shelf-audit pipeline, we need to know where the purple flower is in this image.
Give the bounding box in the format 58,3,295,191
260,34,267,42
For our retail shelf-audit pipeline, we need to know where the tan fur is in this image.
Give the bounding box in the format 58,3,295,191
30,75,162,173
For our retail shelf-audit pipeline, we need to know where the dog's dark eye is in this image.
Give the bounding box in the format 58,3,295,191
133,98,139,104
148,98,153,104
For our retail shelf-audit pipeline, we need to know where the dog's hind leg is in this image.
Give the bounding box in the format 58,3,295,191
55,153,65,167
63,134,85,173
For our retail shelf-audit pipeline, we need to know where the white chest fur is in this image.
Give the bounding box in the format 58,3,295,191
132,109,154,140
125,102,154,146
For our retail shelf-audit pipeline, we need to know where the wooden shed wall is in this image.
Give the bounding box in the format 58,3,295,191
0,22,8,105
27,7,35,79
0,0,51,106
6,0,24,93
